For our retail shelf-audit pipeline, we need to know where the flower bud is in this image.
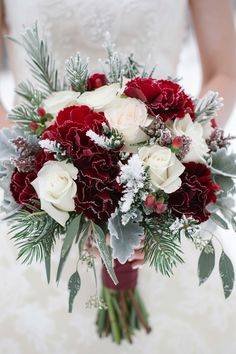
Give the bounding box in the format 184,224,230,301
145,195,156,208
37,107,46,118
172,136,183,149
210,118,218,129
29,122,39,131
154,202,167,214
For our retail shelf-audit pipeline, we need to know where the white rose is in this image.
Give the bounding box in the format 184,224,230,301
104,97,151,146
171,114,209,163
31,161,78,226
43,91,80,118
139,145,185,194
77,83,120,111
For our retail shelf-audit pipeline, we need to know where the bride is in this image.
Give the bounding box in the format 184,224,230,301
0,1,236,354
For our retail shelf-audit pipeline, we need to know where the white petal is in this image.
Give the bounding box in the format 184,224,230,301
40,199,69,227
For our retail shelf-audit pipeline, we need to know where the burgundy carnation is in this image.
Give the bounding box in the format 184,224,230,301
168,162,220,223
10,150,54,205
124,77,195,122
42,105,122,224
87,73,108,91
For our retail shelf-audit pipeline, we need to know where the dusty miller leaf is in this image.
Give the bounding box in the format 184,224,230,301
211,149,236,178
213,174,235,197
108,211,144,264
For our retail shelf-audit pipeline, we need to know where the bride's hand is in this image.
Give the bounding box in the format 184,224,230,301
0,104,11,128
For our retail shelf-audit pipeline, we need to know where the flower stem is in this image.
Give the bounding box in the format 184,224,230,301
104,287,121,344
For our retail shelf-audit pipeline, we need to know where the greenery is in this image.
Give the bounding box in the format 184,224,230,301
198,241,215,285
18,23,61,93
122,54,141,79
65,52,89,92
10,206,63,264
102,34,123,83
143,214,184,276
15,81,46,106
8,103,40,128
219,251,235,298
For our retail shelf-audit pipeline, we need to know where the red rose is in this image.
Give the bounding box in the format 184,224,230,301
168,162,220,223
42,105,122,224
87,73,108,91
124,78,195,122
10,150,54,205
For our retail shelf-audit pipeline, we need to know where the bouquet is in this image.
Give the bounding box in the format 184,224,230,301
1,25,236,344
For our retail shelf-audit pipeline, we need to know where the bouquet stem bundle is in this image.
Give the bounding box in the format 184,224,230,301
96,261,151,344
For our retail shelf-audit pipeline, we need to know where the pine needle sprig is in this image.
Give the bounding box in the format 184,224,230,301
15,81,46,107
19,24,61,93
8,103,39,129
143,214,184,276
9,207,63,264
123,53,141,79
65,52,89,92
103,33,123,83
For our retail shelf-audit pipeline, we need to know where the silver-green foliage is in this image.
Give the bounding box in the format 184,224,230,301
198,241,215,285
108,211,144,264
219,251,234,298
195,91,223,123
143,214,184,276
10,207,62,264
19,23,61,93
65,52,89,92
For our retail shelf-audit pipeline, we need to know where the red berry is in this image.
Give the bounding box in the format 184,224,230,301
145,195,156,208
172,136,183,149
29,122,39,131
210,118,218,129
154,202,167,214
37,107,46,117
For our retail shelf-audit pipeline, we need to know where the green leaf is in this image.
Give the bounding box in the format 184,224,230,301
232,215,236,233
214,174,235,197
68,271,81,313
198,241,215,285
210,213,229,230
108,211,143,264
92,223,118,285
56,215,81,282
78,222,90,257
61,215,82,258
219,251,234,299
211,149,236,178
44,253,51,284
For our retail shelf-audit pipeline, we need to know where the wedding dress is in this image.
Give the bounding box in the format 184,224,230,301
1,1,236,354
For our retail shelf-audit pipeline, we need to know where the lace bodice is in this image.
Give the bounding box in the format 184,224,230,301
4,0,188,86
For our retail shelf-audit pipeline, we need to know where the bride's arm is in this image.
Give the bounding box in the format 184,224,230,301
190,0,236,126
0,0,11,128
